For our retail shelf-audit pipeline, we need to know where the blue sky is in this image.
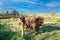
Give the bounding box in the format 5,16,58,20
0,0,60,14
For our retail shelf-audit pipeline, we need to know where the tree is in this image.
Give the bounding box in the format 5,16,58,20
51,12,56,16
5,11,9,14
11,10,19,15
10,10,20,18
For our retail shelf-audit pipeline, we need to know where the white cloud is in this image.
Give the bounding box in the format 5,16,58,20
0,2,2,5
11,0,24,2
44,2,60,7
0,2,3,8
22,0,36,4
11,0,37,4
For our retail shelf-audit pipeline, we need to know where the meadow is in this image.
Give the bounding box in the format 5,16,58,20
0,15,60,40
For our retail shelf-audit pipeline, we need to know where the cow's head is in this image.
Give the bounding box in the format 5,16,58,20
36,17,44,26
18,15,25,26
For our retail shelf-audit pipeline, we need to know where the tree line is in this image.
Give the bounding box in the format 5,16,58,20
0,10,57,19
0,10,20,19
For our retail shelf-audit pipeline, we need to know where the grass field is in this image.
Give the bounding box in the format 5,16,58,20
0,16,60,40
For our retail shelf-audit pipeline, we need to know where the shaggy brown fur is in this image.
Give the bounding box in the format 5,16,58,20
18,15,44,34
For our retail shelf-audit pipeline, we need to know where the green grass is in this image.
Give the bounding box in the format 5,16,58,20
0,17,60,40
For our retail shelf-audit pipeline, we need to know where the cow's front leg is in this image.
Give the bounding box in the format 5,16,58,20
32,26,38,35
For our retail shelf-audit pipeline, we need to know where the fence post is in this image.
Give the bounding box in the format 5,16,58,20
21,24,24,37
